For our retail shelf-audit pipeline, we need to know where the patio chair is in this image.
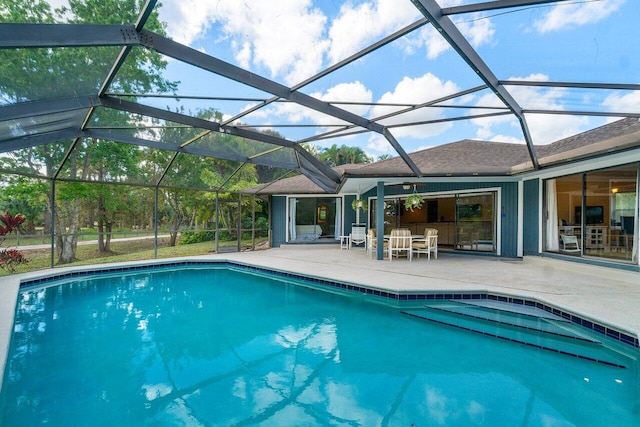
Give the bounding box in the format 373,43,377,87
388,228,412,261
350,224,367,249
560,234,580,253
412,228,438,260
367,229,388,258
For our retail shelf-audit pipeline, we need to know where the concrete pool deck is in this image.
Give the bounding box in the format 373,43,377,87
2,246,639,386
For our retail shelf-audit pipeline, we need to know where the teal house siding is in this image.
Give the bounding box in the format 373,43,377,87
271,196,287,247
343,195,360,235
497,182,519,258
522,179,540,255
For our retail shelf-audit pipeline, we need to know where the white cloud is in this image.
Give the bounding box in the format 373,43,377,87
533,0,626,33
363,73,460,155
158,1,492,86
159,1,329,85
158,0,218,46
367,134,394,154
327,0,419,64
402,12,495,60
261,81,372,127
602,90,640,116
421,26,451,60
486,134,523,144
456,16,495,49
527,114,589,145
471,74,589,144
234,41,252,70
370,73,459,137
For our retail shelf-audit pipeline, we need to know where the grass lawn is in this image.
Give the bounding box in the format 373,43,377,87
1,237,268,277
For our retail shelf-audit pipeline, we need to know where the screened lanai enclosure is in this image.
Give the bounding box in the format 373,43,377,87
1,0,639,269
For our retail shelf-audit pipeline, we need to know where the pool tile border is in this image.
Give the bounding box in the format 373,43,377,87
19,259,640,350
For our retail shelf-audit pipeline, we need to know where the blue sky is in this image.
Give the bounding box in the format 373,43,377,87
58,0,640,159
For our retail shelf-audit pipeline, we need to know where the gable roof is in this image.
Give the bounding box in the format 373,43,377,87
249,118,640,195
342,139,532,177
245,163,370,195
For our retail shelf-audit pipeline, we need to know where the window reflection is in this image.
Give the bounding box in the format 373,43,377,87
546,163,638,263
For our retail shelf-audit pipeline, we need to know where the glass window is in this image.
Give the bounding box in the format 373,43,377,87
288,197,341,242
370,191,496,253
455,193,495,253
546,164,638,264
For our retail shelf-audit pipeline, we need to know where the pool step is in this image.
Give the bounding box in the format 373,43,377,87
402,300,635,368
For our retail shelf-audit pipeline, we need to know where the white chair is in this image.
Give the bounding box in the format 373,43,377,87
350,224,367,249
388,228,412,261
367,229,388,258
412,228,438,260
560,234,580,253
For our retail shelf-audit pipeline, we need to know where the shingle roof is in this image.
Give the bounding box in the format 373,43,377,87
245,163,370,195
249,118,640,194
532,117,640,168
344,139,532,177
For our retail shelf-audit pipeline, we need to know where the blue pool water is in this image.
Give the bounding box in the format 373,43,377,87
1,265,639,426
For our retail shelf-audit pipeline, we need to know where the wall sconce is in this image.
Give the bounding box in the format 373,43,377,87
402,183,411,190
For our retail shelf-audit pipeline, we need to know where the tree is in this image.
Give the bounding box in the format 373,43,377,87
0,176,48,232
319,144,372,167
0,0,177,263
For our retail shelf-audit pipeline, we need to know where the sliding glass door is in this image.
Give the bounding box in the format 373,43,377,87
545,163,638,264
455,193,496,252
370,191,497,253
288,197,341,242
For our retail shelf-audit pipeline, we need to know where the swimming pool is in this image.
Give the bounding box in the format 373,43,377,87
1,262,639,425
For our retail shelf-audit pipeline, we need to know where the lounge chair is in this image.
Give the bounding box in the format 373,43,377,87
350,224,367,249
412,228,438,260
388,228,412,261
560,234,580,253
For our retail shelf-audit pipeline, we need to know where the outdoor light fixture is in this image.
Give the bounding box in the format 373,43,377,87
402,184,411,190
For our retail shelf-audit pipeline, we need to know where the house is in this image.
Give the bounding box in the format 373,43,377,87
247,118,640,269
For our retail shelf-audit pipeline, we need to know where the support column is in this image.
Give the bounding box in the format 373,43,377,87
154,186,158,259
50,180,55,268
376,181,385,260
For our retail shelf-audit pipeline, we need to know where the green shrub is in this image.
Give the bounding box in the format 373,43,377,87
179,230,215,245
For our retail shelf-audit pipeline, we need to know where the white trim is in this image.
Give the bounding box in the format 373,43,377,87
496,188,502,256
517,180,523,257
538,178,544,254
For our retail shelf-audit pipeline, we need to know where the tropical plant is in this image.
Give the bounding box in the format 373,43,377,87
404,194,424,212
351,198,367,211
0,212,29,272
320,144,372,167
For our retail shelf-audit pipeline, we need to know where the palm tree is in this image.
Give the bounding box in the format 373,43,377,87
320,144,372,166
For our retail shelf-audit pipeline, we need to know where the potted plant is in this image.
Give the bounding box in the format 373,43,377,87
351,198,368,212
404,193,424,212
